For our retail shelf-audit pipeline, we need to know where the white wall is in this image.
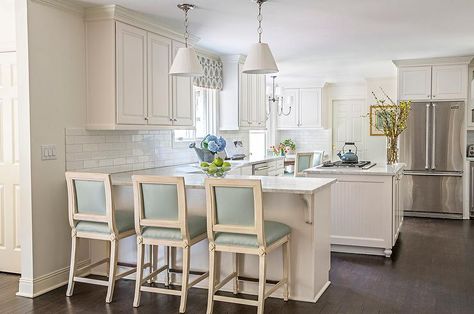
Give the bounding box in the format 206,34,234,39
18,0,89,297
0,0,16,52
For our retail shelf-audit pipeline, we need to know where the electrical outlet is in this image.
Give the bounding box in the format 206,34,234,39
41,144,57,160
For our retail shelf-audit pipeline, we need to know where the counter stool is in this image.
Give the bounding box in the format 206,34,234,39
204,178,291,314
65,172,136,303
132,175,208,313
294,152,314,176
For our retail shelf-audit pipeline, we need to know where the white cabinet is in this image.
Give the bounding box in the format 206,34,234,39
398,66,432,101
277,89,299,129
277,87,323,129
398,64,468,101
147,32,172,125
240,68,266,128
116,22,147,125
431,65,467,100
86,20,194,129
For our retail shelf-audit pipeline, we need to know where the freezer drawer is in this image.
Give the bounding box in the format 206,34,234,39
403,174,463,214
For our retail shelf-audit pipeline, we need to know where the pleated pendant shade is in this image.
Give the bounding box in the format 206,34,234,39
169,47,203,77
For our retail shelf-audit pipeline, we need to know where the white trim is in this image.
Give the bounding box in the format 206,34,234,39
31,0,85,16
313,281,331,303
393,55,474,67
17,259,91,298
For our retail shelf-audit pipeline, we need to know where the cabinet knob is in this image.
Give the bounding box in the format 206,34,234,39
174,119,178,122
169,118,173,121
433,95,436,98
144,116,149,121
427,95,430,98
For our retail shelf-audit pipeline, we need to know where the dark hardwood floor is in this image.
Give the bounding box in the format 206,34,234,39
2,217,474,314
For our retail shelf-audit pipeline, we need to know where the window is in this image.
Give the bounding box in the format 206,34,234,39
174,86,217,142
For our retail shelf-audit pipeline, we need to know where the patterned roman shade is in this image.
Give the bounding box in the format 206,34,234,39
193,55,223,90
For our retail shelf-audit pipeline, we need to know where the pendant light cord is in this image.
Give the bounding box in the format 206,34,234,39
257,1,263,43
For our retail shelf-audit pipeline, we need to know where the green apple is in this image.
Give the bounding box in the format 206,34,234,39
213,157,224,167
200,162,210,168
222,162,231,168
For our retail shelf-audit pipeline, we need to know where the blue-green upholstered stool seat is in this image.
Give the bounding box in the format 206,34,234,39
75,210,135,234
215,221,290,247
142,215,207,241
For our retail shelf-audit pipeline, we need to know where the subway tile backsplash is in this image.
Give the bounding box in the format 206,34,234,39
277,129,331,154
65,128,196,173
65,128,248,173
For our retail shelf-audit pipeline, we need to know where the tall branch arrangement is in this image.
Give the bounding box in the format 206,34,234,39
371,88,411,138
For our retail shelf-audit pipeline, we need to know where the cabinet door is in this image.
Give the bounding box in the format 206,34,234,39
398,66,432,101
239,70,251,127
432,65,467,100
277,88,299,129
255,74,267,127
299,88,321,128
116,22,147,125
147,33,172,125
171,41,194,126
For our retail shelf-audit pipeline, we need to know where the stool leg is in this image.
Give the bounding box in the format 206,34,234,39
133,240,145,308
105,241,110,275
66,234,77,297
147,245,154,284
165,246,170,286
283,238,290,301
151,245,158,283
179,246,190,313
232,253,240,294
257,254,267,314
105,239,118,303
206,248,216,314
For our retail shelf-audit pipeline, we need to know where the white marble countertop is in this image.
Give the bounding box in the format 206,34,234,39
304,163,406,176
111,168,335,195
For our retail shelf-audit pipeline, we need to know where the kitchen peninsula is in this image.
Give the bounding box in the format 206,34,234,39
93,167,335,303
304,163,405,257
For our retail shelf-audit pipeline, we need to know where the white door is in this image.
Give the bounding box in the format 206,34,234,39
299,88,321,128
277,88,299,129
431,65,467,100
398,66,432,101
0,52,20,273
171,40,194,126
332,99,366,160
147,33,172,125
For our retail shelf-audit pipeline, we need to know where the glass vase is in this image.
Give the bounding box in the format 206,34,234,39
386,136,399,165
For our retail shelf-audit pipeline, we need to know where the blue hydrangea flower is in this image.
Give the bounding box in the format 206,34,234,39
216,137,226,150
207,141,219,153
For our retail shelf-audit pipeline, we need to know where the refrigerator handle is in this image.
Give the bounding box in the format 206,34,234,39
425,103,430,170
431,103,436,170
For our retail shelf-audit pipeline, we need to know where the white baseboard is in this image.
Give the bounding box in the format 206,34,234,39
16,259,90,298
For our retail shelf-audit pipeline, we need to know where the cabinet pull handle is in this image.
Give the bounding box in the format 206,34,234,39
144,116,149,121
174,119,178,122
427,95,430,98
433,95,436,98
169,118,173,121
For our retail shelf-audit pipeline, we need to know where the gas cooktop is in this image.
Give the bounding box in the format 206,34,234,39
320,161,375,169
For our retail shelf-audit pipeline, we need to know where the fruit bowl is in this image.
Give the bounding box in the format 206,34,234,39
200,158,232,178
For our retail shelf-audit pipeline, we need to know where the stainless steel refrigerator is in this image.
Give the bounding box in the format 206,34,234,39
400,101,464,217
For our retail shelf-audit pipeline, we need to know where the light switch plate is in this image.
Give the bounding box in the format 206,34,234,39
41,144,57,160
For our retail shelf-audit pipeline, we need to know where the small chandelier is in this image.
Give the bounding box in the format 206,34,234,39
242,0,279,74
266,76,291,119
169,3,203,77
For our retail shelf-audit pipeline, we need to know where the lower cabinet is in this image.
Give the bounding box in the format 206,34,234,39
306,171,404,257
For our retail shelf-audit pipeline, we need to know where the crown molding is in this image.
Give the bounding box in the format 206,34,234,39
393,55,474,67
221,54,246,64
31,0,85,17
85,5,200,45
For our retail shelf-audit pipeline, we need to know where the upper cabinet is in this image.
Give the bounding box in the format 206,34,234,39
240,68,266,128
219,55,267,130
277,87,324,129
398,66,432,101
86,18,193,129
395,57,471,102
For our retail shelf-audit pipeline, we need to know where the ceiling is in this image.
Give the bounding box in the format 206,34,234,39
79,0,474,85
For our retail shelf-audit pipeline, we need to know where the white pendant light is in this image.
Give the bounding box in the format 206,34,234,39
242,0,279,74
169,4,203,77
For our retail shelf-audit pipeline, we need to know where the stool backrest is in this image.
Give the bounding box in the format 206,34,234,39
132,176,189,242
313,150,325,166
205,178,265,247
65,172,116,234
294,152,314,176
